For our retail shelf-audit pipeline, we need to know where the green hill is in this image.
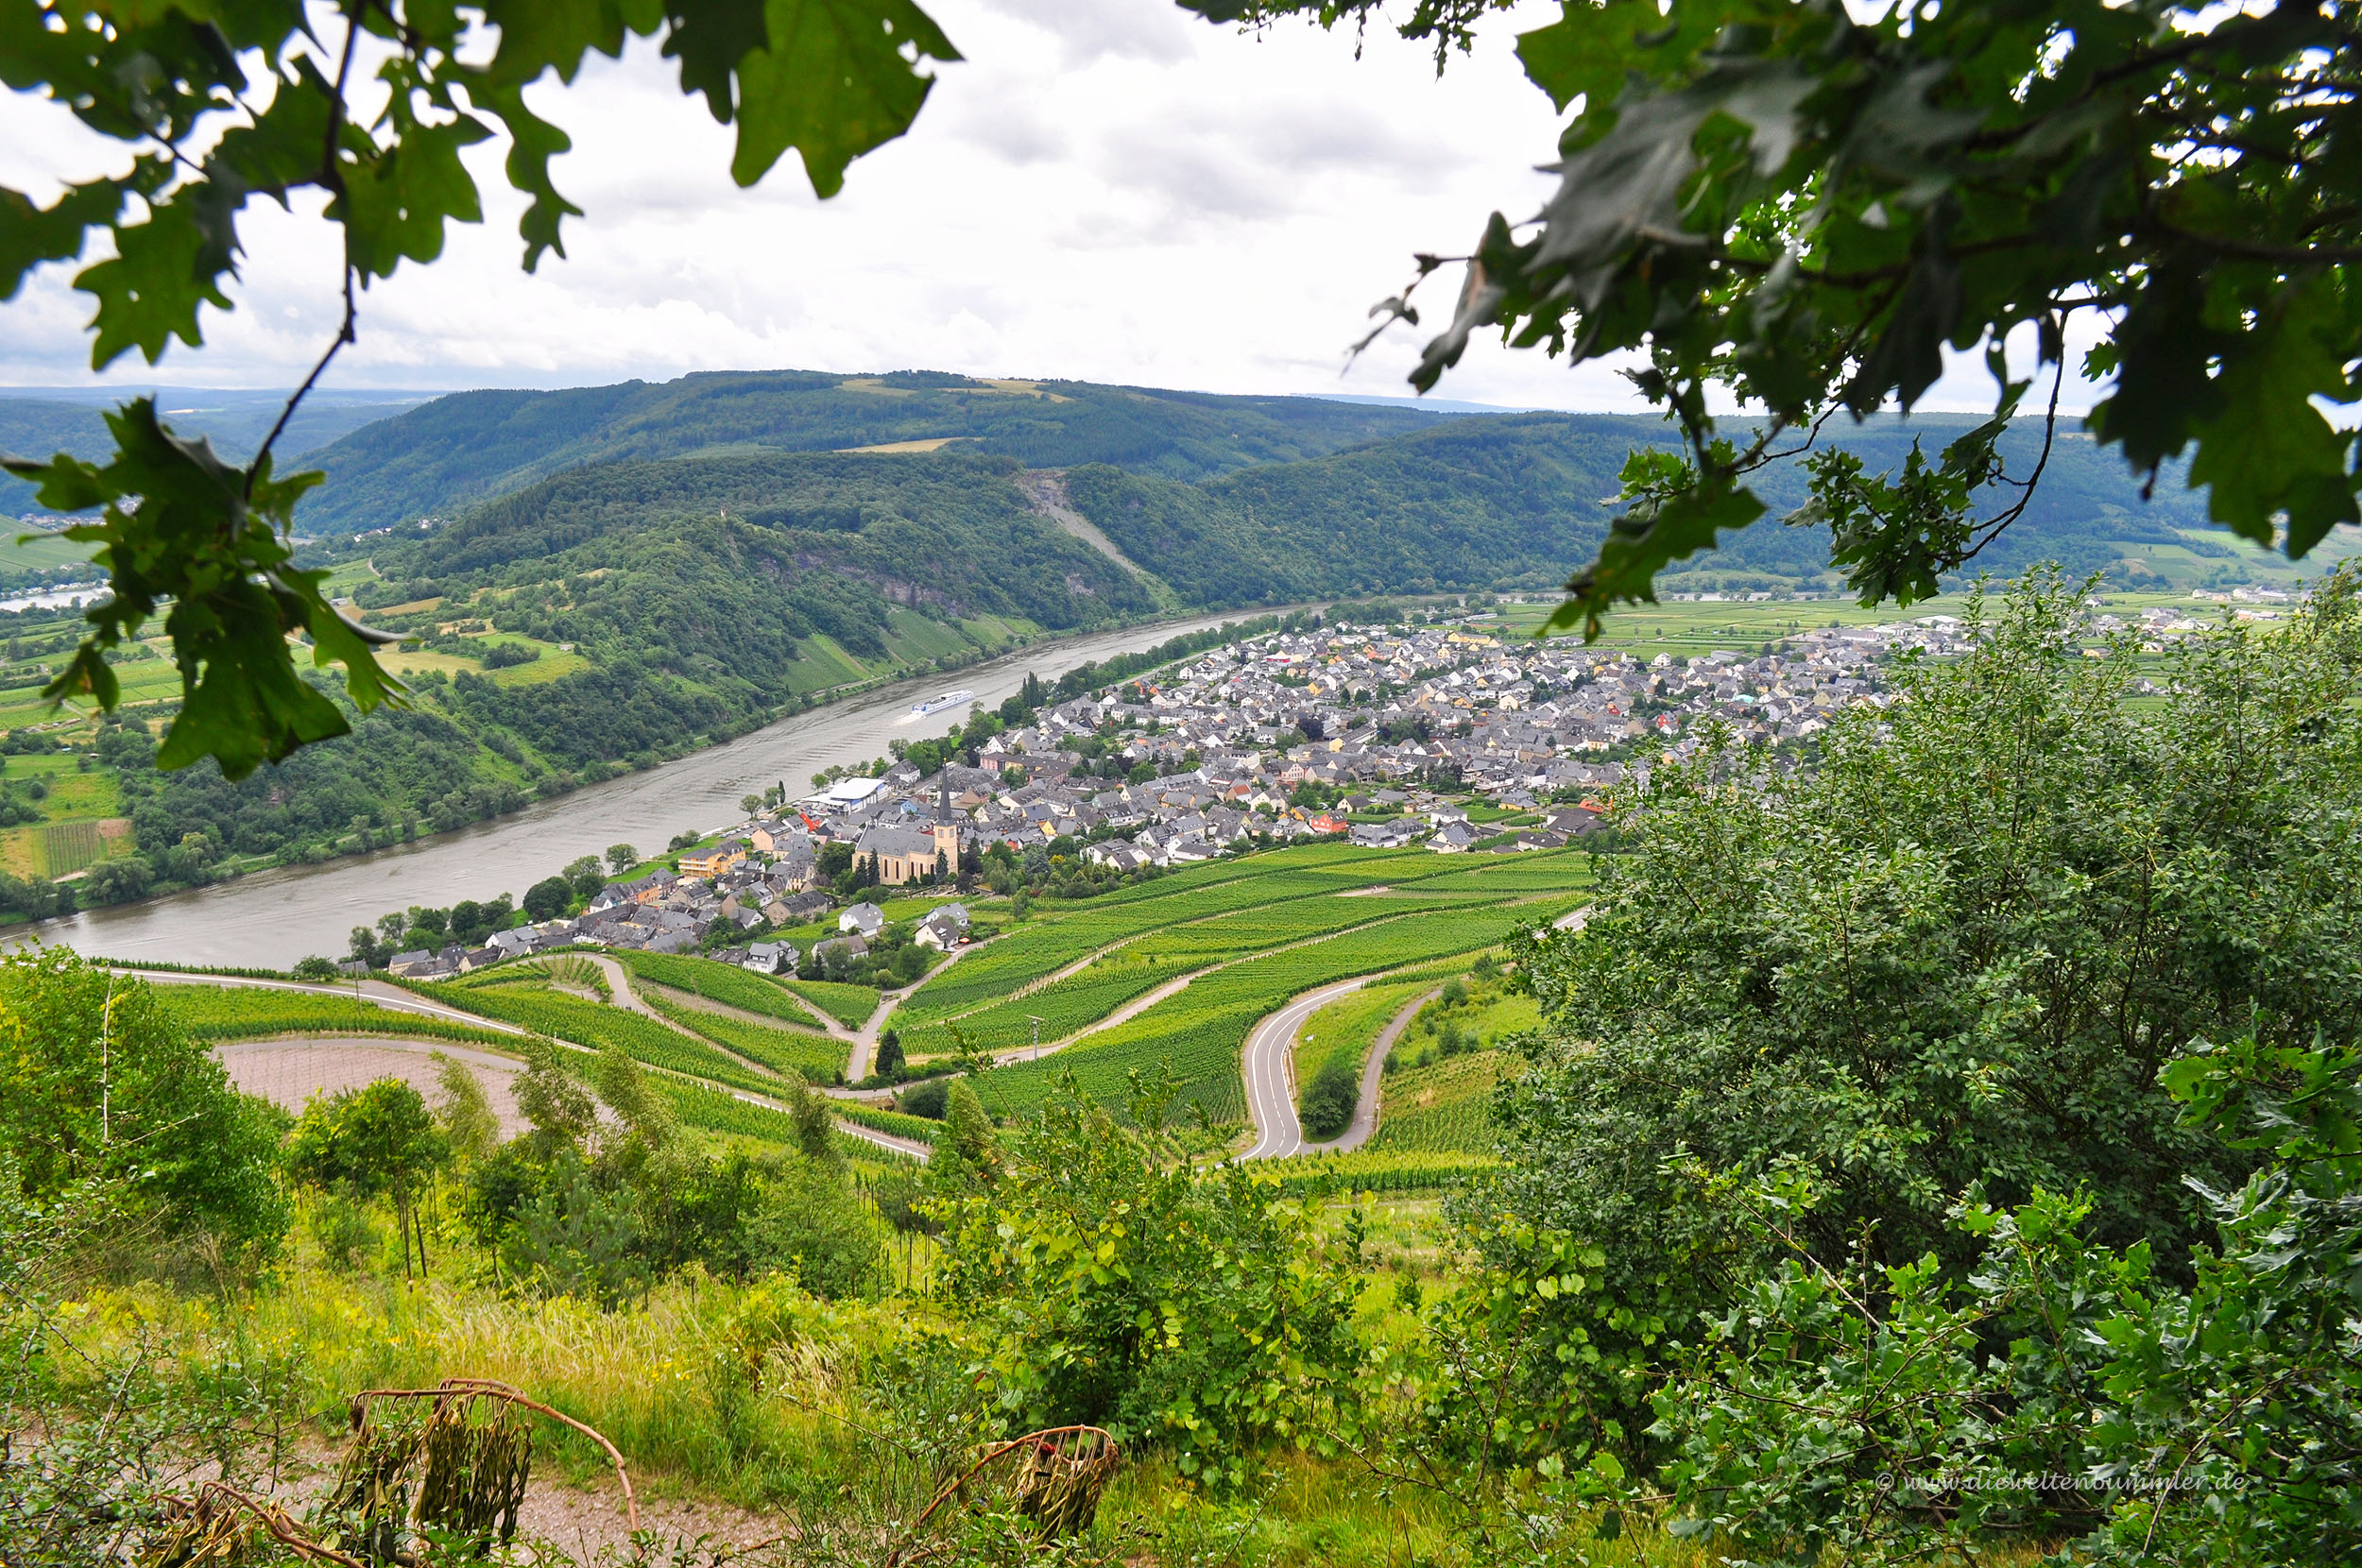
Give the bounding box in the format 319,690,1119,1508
288,369,1463,534
281,367,2319,603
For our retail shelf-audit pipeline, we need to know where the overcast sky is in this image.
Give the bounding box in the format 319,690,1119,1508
0,0,2030,412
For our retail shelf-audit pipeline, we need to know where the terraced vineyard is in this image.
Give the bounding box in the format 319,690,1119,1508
1372,1050,1506,1154
894,844,1440,1023
976,895,1579,1123
1398,851,1595,895
781,979,881,1029
426,981,793,1100
897,890,1469,1060
610,950,828,1027
641,991,848,1083
898,952,1179,1060
835,1102,943,1145
1252,1147,1498,1194
161,842,1583,1168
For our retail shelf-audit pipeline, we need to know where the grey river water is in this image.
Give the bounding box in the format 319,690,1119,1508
30,611,1257,970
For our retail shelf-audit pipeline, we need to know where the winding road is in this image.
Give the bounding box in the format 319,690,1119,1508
1239,977,1373,1160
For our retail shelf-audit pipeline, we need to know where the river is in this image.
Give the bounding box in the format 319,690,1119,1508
31,611,1259,969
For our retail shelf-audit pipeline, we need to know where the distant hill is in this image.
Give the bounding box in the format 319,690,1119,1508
0,388,434,518
1062,411,2267,602
289,369,1464,534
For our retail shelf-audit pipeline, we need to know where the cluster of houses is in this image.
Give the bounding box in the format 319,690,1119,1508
382,609,1994,980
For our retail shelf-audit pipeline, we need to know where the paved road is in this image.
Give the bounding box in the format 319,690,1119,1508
1239,977,1373,1160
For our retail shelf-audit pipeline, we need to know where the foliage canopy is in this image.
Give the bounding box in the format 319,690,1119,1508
1208,0,2362,630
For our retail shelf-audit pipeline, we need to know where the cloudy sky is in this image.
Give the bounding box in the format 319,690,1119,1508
0,0,2024,412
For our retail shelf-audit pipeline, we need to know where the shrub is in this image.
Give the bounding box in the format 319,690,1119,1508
1298,1057,1359,1139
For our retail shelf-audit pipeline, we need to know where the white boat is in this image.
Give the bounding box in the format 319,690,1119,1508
910,689,975,717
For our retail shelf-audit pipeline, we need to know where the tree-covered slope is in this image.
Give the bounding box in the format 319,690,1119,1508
1065,413,2242,605
293,369,1461,533
369,449,1155,642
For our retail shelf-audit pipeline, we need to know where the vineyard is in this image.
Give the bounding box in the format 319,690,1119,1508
42,819,104,877
1371,1050,1505,1154
976,898,1574,1124
641,991,848,1083
157,984,521,1048
897,951,1178,1060
1248,1147,1498,1195
834,1101,943,1145
780,979,881,1030
1401,852,1595,895
609,950,830,1029
894,845,1440,1022
429,981,793,1101
1294,978,1438,1095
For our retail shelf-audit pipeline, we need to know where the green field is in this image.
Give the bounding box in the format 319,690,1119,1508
975,896,1573,1124
1249,1146,1497,1195
1371,1050,1505,1154
1294,977,1436,1094
638,989,848,1083
423,980,794,1100
779,978,881,1029
895,844,1439,1023
154,984,521,1048
610,949,832,1029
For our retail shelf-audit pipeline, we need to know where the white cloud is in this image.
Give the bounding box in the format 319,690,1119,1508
0,0,2036,422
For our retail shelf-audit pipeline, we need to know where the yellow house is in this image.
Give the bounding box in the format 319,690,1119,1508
677,846,746,878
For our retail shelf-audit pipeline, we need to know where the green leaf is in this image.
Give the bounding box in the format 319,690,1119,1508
0,170,149,300
337,114,492,281
478,0,649,87
208,57,341,200
1,400,403,780
73,195,240,368
728,0,961,196
664,0,773,121
471,80,586,269
1549,481,1766,641
2184,278,2360,553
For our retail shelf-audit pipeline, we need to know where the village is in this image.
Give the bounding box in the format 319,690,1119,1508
379,598,2220,983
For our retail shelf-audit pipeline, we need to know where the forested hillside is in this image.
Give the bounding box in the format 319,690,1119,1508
282,366,2294,606
89,452,1156,882
1065,413,2243,603
292,369,1458,533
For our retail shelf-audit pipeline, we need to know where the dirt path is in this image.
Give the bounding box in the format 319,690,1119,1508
843,943,971,1081
161,966,921,1161
585,954,796,1082
777,985,857,1037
